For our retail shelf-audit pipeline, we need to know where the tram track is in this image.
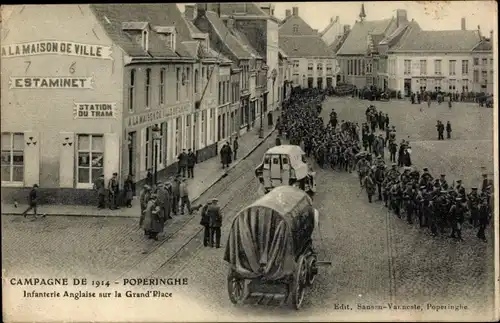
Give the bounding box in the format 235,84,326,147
113,133,275,281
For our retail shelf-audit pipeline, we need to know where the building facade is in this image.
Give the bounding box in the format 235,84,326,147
471,34,494,94
320,16,343,46
385,18,490,95
279,6,337,89
1,4,226,204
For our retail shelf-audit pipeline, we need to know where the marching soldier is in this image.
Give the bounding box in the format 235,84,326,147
455,180,466,200
363,169,377,203
468,187,480,227
374,164,385,201
208,198,222,248
357,156,371,187
200,200,212,247
477,197,490,242
449,197,466,241
481,173,489,192
108,172,119,210
438,174,449,190
435,190,450,234
403,183,417,224
93,174,106,209
390,182,403,217
419,167,433,187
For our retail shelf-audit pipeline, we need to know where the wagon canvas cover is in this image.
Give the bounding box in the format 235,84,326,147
224,187,313,280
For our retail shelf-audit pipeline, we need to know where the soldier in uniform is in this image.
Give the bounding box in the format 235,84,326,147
200,200,212,247
435,190,450,234
363,168,377,203
449,197,466,241
208,198,222,248
419,168,433,187
390,182,403,217
402,183,417,224
477,197,490,242
481,173,489,192
455,180,466,200
374,164,385,201
438,174,449,190
356,156,371,187
108,172,119,210
93,174,106,209
468,187,480,227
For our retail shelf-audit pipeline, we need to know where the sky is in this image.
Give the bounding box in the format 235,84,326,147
177,1,497,34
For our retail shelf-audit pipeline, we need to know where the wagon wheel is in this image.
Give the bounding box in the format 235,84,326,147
306,256,318,286
290,255,307,310
227,268,245,305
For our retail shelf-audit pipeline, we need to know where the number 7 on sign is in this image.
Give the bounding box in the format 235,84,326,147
24,61,31,73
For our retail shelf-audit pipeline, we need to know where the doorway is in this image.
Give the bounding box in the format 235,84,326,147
404,78,412,97
317,78,323,90
127,131,137,177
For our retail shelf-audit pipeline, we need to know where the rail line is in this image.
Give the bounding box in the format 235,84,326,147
114,135,273,281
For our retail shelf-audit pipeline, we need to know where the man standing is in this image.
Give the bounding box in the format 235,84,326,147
187,149,196,179
22,184,43,219
208,198,222,248
108,172,119,210
449,198,466,241
367,131,375,153
232,137,239,160
171,175,180,216
139,184,152,223
477,197,490,242
363,169,376,203
436,121,444,140
93,174,106,209
446,121,452,139
481,173,489,192
200,200,212,247
177,149,188,177
179,177,192,215
468,187,480,227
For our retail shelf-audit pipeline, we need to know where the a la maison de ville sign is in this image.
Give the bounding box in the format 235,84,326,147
126,104,190,128
1,41,113,59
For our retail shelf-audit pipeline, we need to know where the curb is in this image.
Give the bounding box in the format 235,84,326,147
2,128,276,218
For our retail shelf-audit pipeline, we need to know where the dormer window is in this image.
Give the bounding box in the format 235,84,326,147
154,26,177,52
142,29,149,51
293,24,299,34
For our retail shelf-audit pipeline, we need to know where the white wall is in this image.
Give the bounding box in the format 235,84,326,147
266,19,279,110
321,19,343,46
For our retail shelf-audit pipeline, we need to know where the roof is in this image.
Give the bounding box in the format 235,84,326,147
184,18,202,35
265,144,305,155
279,35,333,58
319,16,339,37
279,15,317,36
218,3,269,17
391,27,482,52
472,39,493,52
229,26,262,59
199,10,253,60
337,18,394,55
246,185,311,218
90,4,195,58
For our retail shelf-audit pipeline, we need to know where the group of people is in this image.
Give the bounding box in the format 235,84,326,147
436,120,453,140
277,91,493,243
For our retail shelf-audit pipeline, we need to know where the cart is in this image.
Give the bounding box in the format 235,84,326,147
224,186,325,310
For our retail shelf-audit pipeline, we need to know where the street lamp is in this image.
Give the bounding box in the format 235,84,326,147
151,124,161,184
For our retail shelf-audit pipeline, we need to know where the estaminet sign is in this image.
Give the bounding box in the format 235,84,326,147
9,77,94,89
1,41,113,60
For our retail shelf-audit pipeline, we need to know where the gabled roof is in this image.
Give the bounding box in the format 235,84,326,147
197,10,252,60
337,18,394,55
472,39,493,51
90,4,195,58
279,15,317,36
229,26,262,59
218,3,269,17
279,35,332,58
319,16,339,37
184,17,202,35
391,27,482,52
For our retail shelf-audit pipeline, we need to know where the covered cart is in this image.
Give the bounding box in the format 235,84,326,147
224,186,321,309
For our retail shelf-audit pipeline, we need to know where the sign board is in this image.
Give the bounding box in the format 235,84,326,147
126,104,190,128
1,41,113,59
9,77,94,89
73,103,116,119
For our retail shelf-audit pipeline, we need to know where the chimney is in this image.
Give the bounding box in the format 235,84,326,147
292,7,298,16
461,17,466,30
313,29,318,34
343,25,350,34
330,17,334,23
285,9,291,17
227,18,234,29
185,5,195,20
490,30,493,41
396,9,408,27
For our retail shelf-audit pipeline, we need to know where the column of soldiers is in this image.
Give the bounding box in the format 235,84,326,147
278,96,493,243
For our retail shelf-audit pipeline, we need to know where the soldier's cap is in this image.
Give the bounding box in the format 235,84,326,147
455,197,462,201
423,168,429,171
211,198,219,202
113,172,118,176
144,184,151,190
420,186,426,189
472,187,478,190
440,174,446,177
440,190,447,194
456,180,462,183
391,163,397,167
482,173,488,177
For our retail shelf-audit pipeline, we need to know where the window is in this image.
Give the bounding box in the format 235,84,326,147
362,60,366,75
194,69,199,93
293,24,299,33
419,60,427,75
366,62,372,74
210,108,215,142
461,60,469,75
1,132,24,183
77,134,103,185
404,60,411,75
354,60,358,76
326,63,332,75
481,70,488,82
218,82,222,105
176,68,181,101
201,110,206,146
145,68,151,108
449,79,456,90
145,127,152,170
433,60,441,75
158,123,165,165
462,79,469,91
128,69,136,112
293,60,299,70
490,58,494,65
448,60,455,76
473,57,479,65
202,67,206,88
308,61,313,72
435,79,442,91
185,67,191,99
159,68,165,105
317,63,323,72
473,70,479,82
141,29,149,51
482,58,487,65
420,78,427,90
226,81,230,103
165,32,174,49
